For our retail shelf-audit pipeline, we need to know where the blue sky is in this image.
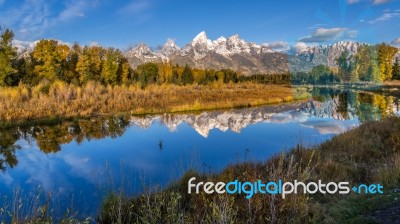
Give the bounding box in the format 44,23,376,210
0,0,399,49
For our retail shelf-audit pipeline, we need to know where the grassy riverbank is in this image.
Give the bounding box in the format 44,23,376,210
1,116,399,223
0,82,309,126
96,116,400,224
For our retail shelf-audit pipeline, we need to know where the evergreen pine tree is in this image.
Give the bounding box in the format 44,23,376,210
181,64,194,85
393,57,400,80
171,66,181,85
0,28,17,86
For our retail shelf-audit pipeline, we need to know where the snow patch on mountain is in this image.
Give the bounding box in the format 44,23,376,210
13,40,39,52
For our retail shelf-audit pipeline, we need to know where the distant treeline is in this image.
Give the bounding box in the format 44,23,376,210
0,28,290,88
2,28,399,88
134,64,291,87
291,65,340,85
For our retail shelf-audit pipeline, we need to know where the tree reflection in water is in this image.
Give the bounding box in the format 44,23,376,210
0,115,131,170
0,131,20,170
0,89,398,171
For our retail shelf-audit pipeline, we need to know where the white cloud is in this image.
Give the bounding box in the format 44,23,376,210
0,0,97,40
293,42,309,53
347,30,358,38
301,121,348,135
268,112,308,124
347,0,390,4
121,0,151,14
263,41,289,52
391,38,400,45
58,1,89,22
4,0,51,39
368,10,400,24
267,111,354,135
63,154,100,185
118,0,153,23
347,0,360,4
299,27,347,43
307,23,327,30
373,0,391,4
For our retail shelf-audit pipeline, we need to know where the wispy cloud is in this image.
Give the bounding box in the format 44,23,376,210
262,41,289,52
0,0,97,40
347,0,391,4
59,1,90,22
0,0,5,6
307,23,327,30
373,0,391,4
0,0,50,39
347,0,360,4
347,30,358,38
299,27,347,43
120,0,151,14
118,0,153,23
368,10,400,24
293,42,309,53
392,38,400,45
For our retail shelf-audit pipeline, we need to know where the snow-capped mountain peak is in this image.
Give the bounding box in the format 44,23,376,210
129,43,152,56
164,38,177,47
190,31,213,59
124,31,288,74
192,31,213,47
12,40,38,53
192,31,209,43
125,43,161,62
124,32,379,75
160,39,181,56
214,36,227,45
227,34,241,44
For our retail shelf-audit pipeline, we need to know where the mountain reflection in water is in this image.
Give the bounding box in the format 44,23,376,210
0,88,399,217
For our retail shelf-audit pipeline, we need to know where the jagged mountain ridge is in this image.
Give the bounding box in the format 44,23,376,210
125,32,371,74
292,41,366,67
12,33,399,74
125,31,289,74
130,95,400,138
129,102,307,138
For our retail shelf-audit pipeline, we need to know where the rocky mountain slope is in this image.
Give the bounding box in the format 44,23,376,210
13,32,397,75
292,41,365,67
125,31,291,74
125,31,368,75
129,95,400,138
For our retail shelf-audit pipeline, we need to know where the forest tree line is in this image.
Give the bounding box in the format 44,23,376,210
0,29,289,88
2,28,400,88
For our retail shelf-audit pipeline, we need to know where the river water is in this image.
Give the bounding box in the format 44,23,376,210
0,88,399,218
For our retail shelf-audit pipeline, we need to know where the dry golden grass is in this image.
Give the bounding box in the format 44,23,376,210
383,80,400,86
0,82,309,123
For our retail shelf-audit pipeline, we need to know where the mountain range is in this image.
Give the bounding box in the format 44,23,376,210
124,31,370,75
13,31,400,75
129,95,400,138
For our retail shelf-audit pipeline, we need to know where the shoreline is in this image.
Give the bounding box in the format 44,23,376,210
0,83,311,129
2,117,400,223
1,87,399,222
0,97,311,129
293,80,400,89
96,116,400,223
